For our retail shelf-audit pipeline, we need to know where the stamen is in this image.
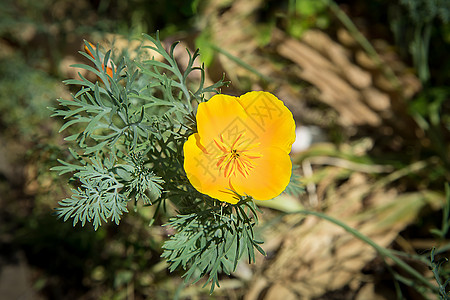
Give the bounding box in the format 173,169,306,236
214,133,262,178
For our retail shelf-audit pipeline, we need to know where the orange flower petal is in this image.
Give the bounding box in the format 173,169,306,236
84,41,96,60
231,146,292,200
183,133,240,204
237,91,296,153
84,41,115,82
105,65,114,78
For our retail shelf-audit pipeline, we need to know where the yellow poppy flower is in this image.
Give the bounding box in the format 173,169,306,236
183,91,296,204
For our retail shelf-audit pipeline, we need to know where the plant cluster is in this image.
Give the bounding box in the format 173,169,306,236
51,33,293,291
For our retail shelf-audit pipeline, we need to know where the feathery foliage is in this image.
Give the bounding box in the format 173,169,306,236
162,199,265,293
51,32,284,291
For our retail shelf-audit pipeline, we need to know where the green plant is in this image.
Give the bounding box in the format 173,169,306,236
431,184,450,240
390,0,450,83
409,87,450,176
51,33,303,292
430,247,450,299
286,0,330,38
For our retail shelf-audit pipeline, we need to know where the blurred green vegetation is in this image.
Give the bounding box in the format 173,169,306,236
0,0,449,299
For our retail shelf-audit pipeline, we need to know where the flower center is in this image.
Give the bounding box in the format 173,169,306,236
213,133,261,178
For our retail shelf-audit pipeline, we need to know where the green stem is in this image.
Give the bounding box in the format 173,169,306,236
295,210,438,292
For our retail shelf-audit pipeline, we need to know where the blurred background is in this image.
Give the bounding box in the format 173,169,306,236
0,0,449,299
